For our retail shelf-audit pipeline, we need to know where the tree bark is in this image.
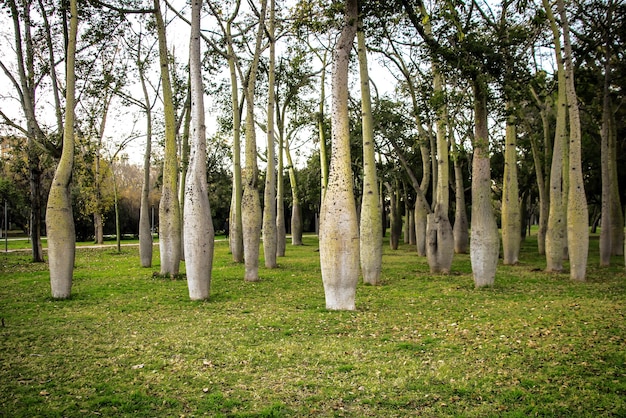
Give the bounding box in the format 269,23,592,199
138,43,153,268
284,139,303,245
425,67,454,273
501,102,521,265
276,123,286,257
452,149,469,254
46,0,77,299
241,0,267,281
357,19,382,285
263,0,278,268
544,0,567,273
470,77,499,287
155,0,181,276
226,6,244,264
184,0,214,300
319,0,359,310
558,0,588,281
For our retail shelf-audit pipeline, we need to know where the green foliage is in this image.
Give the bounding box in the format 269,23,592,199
1,234,625,416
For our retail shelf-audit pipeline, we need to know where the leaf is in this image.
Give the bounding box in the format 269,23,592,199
131,364,144,369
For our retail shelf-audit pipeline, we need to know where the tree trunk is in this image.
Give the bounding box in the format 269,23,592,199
319,0,359,310
414,198,428,256
47,0,77,299
558,0,588,281
527,95,549,255
388,182,402,250
226,15,243,264
263,0,277,268
408,208,416,245
544,0,567,273
501,102,521,265
470,77,499,287
357,21,382,285
178,89,191,261
425,67,454,273
599,64,611,266
184,0,214,300
276,126,286,257
241,0,267,282
138,44,153,268
452,151,469,254
285,140,303,246
155,0,181,276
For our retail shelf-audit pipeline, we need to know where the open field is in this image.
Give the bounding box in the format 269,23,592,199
1,234,625,417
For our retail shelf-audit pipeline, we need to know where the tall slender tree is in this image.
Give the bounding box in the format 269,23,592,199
558,0,588,281
184,0,214,300
46,0,78,298
319,0,359,310
154,0,181,276
263,0,278,268
357,8,382,285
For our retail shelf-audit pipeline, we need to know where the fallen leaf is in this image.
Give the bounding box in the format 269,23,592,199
132,364,144,370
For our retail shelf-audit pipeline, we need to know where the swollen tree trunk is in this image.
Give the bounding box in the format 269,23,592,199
46,0,77,299
609,117,623,255
470,77,499,287
155,0,181,276
263,0,278,268
241,0,267,281
138,48,153,268
501,102,521,265
319,0,359,310
544,0,567,273
184,0,214,300
357,20,382,285
425,68,454,273
558,0,588,281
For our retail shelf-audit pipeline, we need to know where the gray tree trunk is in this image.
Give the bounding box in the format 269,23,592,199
47,0,77,299
357,22,382,285
558,0,589,281
241,0,267,281
544,0,567,273
501,103,521,265
184,0,214,300
319,0,359,310
155,0,181,276
425,68,454,273
470,77,499,287
452,151,469,254
263,0,278,268
138,45,153,268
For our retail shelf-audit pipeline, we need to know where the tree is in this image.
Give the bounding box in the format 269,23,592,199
357,10,382,285
154,0,181,276
558,0,588,281
240,0,267,281
543,0,568,273
183,0,214,300
46,0,77,298
319,0,359,310
263,0,278,268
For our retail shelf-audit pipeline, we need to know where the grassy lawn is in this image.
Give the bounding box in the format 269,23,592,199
1,234,625,417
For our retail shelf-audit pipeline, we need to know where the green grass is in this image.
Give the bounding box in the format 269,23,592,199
1,234,625,417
